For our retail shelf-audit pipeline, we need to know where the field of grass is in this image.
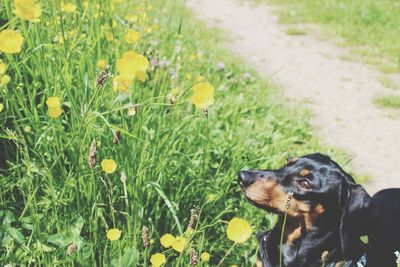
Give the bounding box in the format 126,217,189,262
0,0,348,265
265,0,400,73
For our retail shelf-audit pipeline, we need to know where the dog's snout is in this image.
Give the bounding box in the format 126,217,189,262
238,170,256,188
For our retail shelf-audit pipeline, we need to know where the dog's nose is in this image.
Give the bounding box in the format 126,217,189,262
238,170,255,188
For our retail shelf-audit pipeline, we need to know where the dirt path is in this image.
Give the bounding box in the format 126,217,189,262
187,0,400,194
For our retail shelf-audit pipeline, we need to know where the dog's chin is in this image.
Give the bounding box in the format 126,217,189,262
244,195,283,215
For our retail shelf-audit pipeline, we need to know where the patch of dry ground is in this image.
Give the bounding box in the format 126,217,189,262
187,0,400,194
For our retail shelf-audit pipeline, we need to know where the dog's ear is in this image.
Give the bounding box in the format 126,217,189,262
339,183,379,258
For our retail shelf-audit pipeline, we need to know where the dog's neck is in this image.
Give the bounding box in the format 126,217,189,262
270,214,365,267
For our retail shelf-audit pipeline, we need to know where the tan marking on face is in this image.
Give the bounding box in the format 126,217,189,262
287,157,299,164
244,180,326,242
303,204,326,230
256,259,263,267
244,179,310,217
299,169,311,176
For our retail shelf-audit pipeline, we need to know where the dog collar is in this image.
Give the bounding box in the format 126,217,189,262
258,231,368,267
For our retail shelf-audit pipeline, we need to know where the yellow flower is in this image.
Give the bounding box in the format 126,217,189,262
97,59,107,70
101,159,117,174
196,76,205,82
48,106,63,118
136,71,147,82
127,107,136,116
13,0,42,22
61,3,76,13
106,228,121,241
171,236,187,253
226,218,252,244
207,194,216,202
190,81,215,109
0,29,24,54
116,51,149,79
54,34,64,44
124,29,140,44
1,75,11,85
113,75,133,93
0,60,7,76
105,31,114,41
200,252,210,262
125,14,138,23
46,97,63,118
150,253,166,267
160,233,175,248
0,103,3,112
46,97,61,108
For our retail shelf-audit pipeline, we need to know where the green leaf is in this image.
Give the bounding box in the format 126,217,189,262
149,181,182,234
47,233,73,247
7,227,25,244
70,215,84,239
111,247,139,267
33,240,55,252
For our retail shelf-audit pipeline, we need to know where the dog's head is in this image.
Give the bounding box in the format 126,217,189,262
239,153,379,255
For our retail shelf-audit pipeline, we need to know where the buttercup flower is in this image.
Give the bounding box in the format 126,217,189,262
160,233,175,248
0,103,3,112
226,218,252,243
97,59,107,70
207,193,216,201
150,253,166,267
48,107,63,118
113,75,133,93
124,29,140,44
46,97,61,108
116,51,149,79
101,159,117,174
0,60,7,75
200,252,210,262
13,0,42,22
136,71,147,82
46,97,63,118
0,29,24,54
171,236,187,253
191,81,215,109
106,228,121,241
1,75,11,85
61,3,76,13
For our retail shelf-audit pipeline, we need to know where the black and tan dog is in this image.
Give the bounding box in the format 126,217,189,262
239,153,400,267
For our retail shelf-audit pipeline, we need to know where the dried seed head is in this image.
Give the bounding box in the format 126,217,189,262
321,251,330,262
113,130,121,144
142,226,150,248
96,70,109,88
285,192,293,210
187,208,198,231
166,93,177,105
88,139,97,168
66,243,77,256
202,107,208,118
189,247,199,266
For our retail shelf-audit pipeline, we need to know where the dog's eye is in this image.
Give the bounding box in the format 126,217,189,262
298,179,312,189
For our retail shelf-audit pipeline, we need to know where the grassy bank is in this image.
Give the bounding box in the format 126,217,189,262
266,0,400,73
1,0,344,265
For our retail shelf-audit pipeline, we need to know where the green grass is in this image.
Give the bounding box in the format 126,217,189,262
265,0,400,72
374,95,400,109
285,27,307,36
0,0,353,266
378,76,400,90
